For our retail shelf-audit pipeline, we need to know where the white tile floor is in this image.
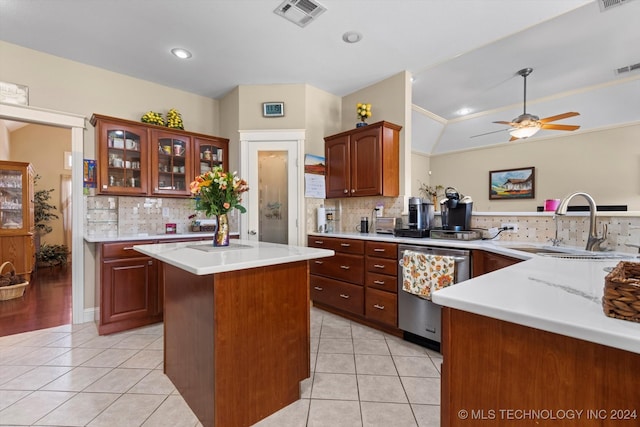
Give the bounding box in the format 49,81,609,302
0,307,441,426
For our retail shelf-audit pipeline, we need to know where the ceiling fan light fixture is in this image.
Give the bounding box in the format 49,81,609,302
510,125,541,139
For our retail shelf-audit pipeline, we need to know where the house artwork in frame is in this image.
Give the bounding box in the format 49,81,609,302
489,167,535,200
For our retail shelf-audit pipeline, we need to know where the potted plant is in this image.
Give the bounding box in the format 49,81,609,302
34,175,59,236
36,243,69,268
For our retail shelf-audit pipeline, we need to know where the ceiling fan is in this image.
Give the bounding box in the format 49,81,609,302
474,67,580,141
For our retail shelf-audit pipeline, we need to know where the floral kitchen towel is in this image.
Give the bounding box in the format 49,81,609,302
401,250,456,300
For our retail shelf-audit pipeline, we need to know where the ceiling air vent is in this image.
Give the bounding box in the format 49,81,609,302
274,0,327,27
598,0,636,12
615,62,640,75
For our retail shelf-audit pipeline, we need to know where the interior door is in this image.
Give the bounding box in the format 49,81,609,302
244,140,299,245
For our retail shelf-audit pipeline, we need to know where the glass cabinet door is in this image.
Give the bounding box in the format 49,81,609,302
97,119,148,195
0,161,34,234
151,131,191,196
194,137,228,176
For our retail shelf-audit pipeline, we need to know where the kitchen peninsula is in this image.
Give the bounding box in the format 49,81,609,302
133,239,333,427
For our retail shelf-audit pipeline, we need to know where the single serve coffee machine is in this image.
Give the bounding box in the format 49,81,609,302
439,187,473,231
394,197,434,238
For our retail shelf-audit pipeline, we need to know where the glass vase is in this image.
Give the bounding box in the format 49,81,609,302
213,213,230,247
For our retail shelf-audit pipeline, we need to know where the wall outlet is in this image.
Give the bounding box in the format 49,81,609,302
501,223,519,233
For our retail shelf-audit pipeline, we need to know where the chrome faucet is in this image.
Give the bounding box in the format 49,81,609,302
555,192,608,251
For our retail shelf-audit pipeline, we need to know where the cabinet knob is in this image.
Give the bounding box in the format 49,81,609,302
148,260,153,265
351,189,355,193
343,189,348,194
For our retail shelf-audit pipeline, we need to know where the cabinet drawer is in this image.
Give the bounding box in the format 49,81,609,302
102,241,155,259
310,275,364,316
365,241,397,259
365,257,397,276
310,253,364,284
308,236,364,254
365,272,397,293
365,288,397,327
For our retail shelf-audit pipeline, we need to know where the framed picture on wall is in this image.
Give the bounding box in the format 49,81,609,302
489,167,535,200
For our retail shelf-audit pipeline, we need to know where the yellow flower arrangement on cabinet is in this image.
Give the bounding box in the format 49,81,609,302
356,103,372,122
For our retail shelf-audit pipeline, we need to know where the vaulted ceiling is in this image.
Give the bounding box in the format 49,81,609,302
1,0,638,154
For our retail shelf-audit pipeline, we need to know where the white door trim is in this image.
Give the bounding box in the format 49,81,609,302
0,103,86,324
239,129,305,246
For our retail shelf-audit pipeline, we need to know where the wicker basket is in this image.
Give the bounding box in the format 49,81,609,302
0,261,29,301
603,261,640,323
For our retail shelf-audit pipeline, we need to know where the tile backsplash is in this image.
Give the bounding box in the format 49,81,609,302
305,196,640,254
85,196,239,238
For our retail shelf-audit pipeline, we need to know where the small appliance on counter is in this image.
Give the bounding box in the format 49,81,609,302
394,197,434,238
439,187,473,231
375,217,402,234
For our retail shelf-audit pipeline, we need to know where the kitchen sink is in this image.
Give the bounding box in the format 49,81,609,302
504,246,571,255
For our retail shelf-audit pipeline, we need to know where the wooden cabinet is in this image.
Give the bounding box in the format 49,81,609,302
308,236,401,335
91,114,229,197
472,250,522,277
364,241,398,327
324,121,401,198
0,161,35,280
97,240,160,335
194,136,229,176
92,115,149,195
308,236,364,316
150,130,192,196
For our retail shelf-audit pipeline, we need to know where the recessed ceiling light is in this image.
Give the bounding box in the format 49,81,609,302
342,31,362,44
456,107,472,116
171,48,192,59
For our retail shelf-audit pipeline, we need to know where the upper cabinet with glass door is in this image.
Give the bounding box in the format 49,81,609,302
91,114,149,195
150,130,192,196
194,136,229,176
0,161,34,235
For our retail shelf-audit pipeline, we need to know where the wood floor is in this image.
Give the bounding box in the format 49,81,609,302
0,264,72,337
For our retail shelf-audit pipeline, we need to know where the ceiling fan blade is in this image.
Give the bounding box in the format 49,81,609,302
540,123,580,131
539,112,580,123
470,128,510,138
492,120,515,125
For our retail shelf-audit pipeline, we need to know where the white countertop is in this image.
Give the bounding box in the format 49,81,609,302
133,239,334,276
308,231,640,354
84,232,231,243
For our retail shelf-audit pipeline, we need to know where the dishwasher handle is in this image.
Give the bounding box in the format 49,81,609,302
398,256,467,265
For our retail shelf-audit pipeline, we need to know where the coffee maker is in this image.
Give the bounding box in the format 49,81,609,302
440,187,473,231
394,197,434,238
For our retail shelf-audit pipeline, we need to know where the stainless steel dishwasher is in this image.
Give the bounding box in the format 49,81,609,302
397,244,471,349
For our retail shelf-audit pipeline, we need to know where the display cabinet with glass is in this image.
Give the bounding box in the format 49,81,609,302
194,137,228,175
92,115,149,195
151,131,192,196
0,161,35,280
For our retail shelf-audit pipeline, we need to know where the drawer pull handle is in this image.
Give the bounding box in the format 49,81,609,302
340,243,351,247
148,260,153,265
373,304,385,310
373,280,385,285
314,286,324,291
314,260,324,264
374,264,385,269
373,248,385,252
339,294,350,299
123,247,134,250
314,240,324,245
340,265,350,270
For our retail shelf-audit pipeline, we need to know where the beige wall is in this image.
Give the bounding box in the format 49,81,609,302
9,124,71,246
0,41,220,160
341,71,412,196
219,86,241,171
411,151,431,198
428,123,640,211
305,85,342,158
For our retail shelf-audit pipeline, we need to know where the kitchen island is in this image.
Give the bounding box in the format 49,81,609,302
133,239,333,427
432,255,640,427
